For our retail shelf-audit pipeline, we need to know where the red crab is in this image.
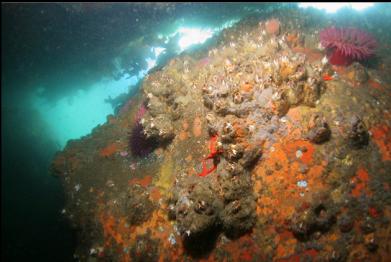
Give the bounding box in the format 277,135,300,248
198,134,223,177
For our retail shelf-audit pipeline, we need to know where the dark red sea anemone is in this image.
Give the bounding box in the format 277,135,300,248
320,27,377,66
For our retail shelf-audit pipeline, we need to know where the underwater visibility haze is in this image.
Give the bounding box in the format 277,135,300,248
2,2,391,261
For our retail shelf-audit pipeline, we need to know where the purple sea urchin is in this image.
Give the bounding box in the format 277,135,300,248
129,122,158,157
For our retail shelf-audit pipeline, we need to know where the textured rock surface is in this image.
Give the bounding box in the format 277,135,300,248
52,9,391,262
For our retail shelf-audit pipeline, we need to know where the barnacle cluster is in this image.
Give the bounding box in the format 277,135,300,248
160,18,333,250
140,71,190,142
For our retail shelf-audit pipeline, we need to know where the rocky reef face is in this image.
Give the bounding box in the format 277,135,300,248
52,10,391,262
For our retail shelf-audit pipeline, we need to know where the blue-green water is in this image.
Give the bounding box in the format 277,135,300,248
2,3,389,261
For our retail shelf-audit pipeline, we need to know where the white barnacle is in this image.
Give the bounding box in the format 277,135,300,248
307,77,315,85
74,184,81,192
321,56,328,65
217,141,223,147
168,233,176,245
280,117,287,123
206,113,215,123
281,56,289,63
296,150,303,159
232,148,238,156
223,122,233,133
318,42,325,51
248,125,255,133
106,180,115,187
271,92,280,101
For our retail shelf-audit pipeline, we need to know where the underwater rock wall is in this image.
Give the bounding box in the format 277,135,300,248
52,9,391,262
